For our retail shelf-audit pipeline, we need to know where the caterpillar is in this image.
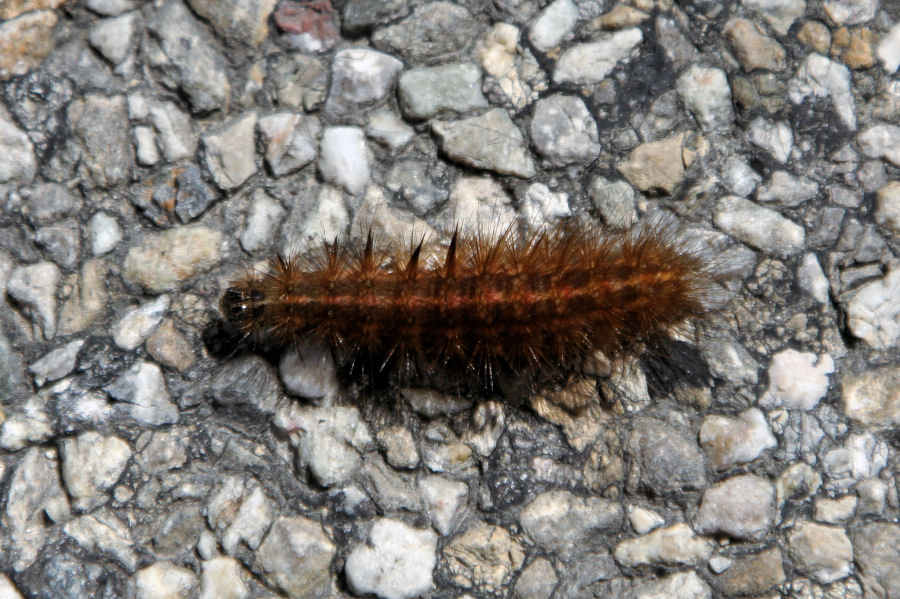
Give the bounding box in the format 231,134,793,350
220,219,718,395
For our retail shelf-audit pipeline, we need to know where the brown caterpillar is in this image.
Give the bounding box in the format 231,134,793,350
220,220,717,394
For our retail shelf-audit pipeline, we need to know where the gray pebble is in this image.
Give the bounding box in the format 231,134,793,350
113,295,169,351
432,109,535,178
258,112,320,177
240,189,285,252
372,2,478,63
318,126,370,195
29,338,85,386
256,516,334,599
146,0,231,113
7,261,60,339
553,28,643,84
34,221,81,270
325,47,402,118
0,115,36,184
714,196,805,257
398,62,487,120
530,94,600,166
106,360,179,426
203,113,258,191
694,474,776,541
520,489,623,557
67,95,133,188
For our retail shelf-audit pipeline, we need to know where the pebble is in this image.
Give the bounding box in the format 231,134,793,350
616,131,694,194
0,396,53,450
145,0,230,112
397,62,487,120
34,221,81,270
821,432,887,491
694,474,776,541
202,113,258,190
857,123,900,167
878,21,900,73
277,346,339,401
133,126,158,165
442,175,517,235
789,53,857,130
325,48,402,117
366,108,415,152
846,269,900,349
613,523,714,568
318,126,370,195
787,521,853,583
63,509,137,571
187,0,276,46
856,478,887,516
28,338,85,386
519,183,570,228
520,489,623,557
530,94,600,166
0,11,58,81
712,547,785,596
113,295,169,351
513,557,557,599
200,556,249,599
276,404,373,487
757,170,819,205
432,109,536,178
747,117,793,163
210,355,280,415
146,320,194,372
377,425,419,469
797,253,830,303
385,159,448,215
88,13,136,65
207,478,271,551
0,115,37,185
759,349,835,410
676,65,733,130
418,475,467,535
257,113,320,177
6,261,60,339
68,94,133,188
841,365,900,427
721,156,762,196
853,522,900,598
372,2,478,63
106,360,179,426
699,408,776,470
529,0,579,52
797,20,832,54
127,95,197,163
274,0,340,52
743,0,805,35
422,438,475,474
823,0,878,25
358,456,422,513
626,417,707,495
724,18,787,71
256,516,335,599
588,176,635,229
626,505,665,535
443,523,524,593
345,518,437,599
123,225,222,293
875,181,900,234
814,494,857,522
136,429,188,475
58,259,107,335
629,571,712,599
553,28,643,84
713,196,805,257
22,182,80,225
134,562,199,599
6,447,70,571
239,190,284,252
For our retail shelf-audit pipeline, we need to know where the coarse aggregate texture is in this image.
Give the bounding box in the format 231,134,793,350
0,0,899,598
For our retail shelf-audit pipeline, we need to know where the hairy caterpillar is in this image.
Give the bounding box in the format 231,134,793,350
220,219,717,394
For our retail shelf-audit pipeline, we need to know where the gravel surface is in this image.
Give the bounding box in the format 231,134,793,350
1,0,900,598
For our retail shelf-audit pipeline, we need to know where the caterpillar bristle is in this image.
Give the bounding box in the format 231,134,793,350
220,218,718,395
